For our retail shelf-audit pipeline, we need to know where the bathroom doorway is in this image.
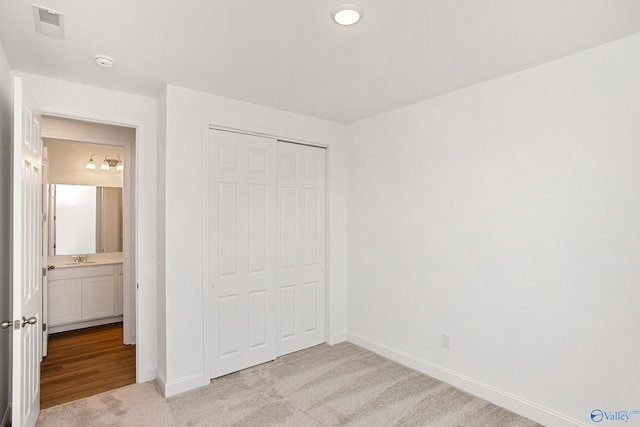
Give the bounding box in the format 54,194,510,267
40,116,136,406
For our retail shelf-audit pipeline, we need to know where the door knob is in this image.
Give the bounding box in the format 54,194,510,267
21,317,37,327
1,320,13,329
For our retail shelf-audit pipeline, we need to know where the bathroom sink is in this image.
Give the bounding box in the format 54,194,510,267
64,261,98,265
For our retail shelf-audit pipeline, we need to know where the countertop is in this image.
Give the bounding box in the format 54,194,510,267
48,258,123,269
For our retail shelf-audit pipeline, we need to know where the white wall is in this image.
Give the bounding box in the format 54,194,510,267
45,140,125,187
155,87,167,386
17,73,158,383
347,33,640,427
159,85,349,396
43,115,137,143
42,115,134,187
0,41,12,427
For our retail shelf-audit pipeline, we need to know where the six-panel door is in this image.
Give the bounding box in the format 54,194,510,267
208,130,278,378
277,142,326,356
208,130,327,378
12,76,42,427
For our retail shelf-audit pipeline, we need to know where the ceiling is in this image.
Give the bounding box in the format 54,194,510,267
1,1,639,124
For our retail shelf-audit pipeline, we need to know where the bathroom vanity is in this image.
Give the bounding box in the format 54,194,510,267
47,259,123,334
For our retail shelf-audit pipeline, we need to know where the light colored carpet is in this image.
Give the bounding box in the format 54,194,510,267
37,342,544,427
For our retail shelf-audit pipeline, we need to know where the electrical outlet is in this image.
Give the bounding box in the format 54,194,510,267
442,334,450,349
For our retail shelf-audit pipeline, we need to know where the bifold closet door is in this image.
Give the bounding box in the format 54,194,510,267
208,130,278,379
277,142,326,356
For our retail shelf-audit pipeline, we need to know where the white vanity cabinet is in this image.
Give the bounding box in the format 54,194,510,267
47,263,123,333
48,277,82,325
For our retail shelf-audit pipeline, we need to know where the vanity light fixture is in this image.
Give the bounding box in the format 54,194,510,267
85,156,96,170
85,154,123,171
331,4,362,26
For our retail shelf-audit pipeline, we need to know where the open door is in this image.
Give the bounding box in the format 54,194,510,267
12,76,43,427
42,147,48,358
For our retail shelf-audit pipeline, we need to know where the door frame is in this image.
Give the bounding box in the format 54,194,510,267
201,122,331,379
41,118,134,343
37,106,149,384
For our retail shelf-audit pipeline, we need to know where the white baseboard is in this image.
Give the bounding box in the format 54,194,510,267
155,370,167,396
138,366,157,383
347,332,588,427
329,330,347,345
48,316,123,334
162,372,208,398
1,403,10,427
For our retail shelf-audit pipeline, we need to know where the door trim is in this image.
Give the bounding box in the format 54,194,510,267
37,106,150,383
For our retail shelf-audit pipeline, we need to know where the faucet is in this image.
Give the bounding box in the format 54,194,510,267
72,255,88,263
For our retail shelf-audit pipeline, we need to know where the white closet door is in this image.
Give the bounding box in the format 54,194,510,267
208,130,277,379
277,142,326,356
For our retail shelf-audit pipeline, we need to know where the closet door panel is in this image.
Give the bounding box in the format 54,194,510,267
208,130,277,379
277,142,326,356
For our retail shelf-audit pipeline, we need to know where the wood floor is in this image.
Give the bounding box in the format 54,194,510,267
40,322,136,409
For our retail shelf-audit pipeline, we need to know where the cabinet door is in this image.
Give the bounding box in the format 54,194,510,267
48,278,82,326
83,275,116,320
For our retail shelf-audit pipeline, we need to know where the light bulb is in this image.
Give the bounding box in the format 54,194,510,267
332,5,362,25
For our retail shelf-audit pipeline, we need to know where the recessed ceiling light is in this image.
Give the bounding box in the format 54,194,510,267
331,4,362,26
94,55,115,68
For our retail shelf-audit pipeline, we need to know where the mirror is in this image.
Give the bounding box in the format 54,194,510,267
50,184,123,255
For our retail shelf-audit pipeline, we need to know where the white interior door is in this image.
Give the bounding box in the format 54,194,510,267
42,147,48,358
276,142,326,356
12,76,43,427
208,130,277,378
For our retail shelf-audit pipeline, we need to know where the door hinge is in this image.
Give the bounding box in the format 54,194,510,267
43,323,47,332
42,212,47,222
42,267,47,277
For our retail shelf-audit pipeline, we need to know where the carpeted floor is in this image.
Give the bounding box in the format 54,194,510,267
37,342,544,426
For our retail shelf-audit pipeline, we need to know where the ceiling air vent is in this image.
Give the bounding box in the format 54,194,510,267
32,4,65,38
